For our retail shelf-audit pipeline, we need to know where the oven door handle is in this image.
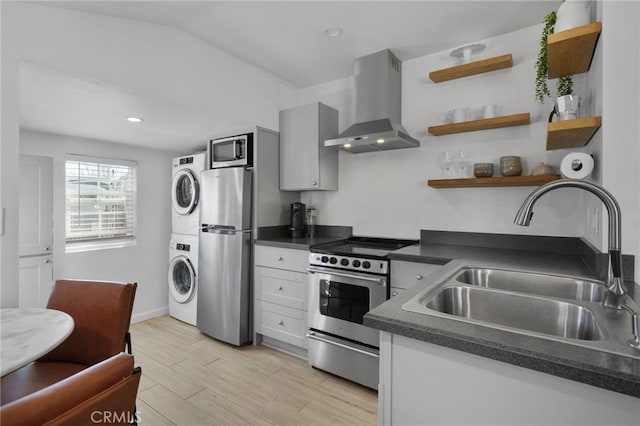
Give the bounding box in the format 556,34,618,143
307,267,386,286
306,332,379,358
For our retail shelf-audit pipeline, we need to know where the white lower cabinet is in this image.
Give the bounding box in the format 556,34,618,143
379,332,640,426
253,245,308,354
390,260,444,299
255,300,306,347
391,260,443,290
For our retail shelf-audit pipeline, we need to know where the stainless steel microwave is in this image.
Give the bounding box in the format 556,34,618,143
208,133,253,168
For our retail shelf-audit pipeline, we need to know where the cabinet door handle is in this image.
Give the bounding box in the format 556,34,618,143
416,274,423,280
43,246,51,252
276,256,283,261
277,320,284,326
44,258,52,264
277,286,283,291
312,181,318,186
392,291,398,297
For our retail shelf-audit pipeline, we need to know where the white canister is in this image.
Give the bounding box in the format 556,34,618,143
555,0,592,33
481,105,497,119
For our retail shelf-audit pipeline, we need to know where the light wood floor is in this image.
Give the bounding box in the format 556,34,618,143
130,315,378,425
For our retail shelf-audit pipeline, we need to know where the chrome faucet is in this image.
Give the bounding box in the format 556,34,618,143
515,179,640,349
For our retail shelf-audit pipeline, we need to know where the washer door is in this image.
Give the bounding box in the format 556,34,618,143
168,255,196,303
172,169,199,215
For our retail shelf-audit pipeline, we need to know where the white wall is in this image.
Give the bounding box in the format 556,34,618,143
300,25,584,241
600,1,640,276
1,2,300,307
20,130,178,322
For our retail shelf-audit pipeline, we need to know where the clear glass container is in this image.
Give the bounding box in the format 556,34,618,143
305,208,317,238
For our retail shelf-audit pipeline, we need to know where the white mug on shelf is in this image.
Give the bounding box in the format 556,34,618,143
481,104,497,119
445,107,468,123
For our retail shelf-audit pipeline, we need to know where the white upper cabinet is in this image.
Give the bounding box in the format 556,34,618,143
279,102,338,191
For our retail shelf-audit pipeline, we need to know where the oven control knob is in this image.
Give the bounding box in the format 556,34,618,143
362,261,371,269
340,258,349,266
321,256,329,263
329,257,337,264
352,260,361,268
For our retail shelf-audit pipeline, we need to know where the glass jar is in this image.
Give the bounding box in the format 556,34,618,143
305,208,317,238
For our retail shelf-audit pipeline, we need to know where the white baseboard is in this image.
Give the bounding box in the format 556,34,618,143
132,306,168,324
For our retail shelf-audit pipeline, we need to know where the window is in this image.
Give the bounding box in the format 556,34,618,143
65,156,137,251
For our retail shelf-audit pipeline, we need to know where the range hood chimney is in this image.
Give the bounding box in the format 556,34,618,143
324,49,420,153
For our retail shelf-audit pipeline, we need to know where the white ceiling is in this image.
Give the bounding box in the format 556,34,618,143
20,1,561,151
20,61,236,152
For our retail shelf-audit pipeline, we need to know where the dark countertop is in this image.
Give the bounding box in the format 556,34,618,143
254,224,352,250
365,234,640,398
254,235,347,250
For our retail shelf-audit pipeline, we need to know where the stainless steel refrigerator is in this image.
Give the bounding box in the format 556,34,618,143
197,167,252,346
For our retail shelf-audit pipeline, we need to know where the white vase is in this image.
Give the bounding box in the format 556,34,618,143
555,0,592,33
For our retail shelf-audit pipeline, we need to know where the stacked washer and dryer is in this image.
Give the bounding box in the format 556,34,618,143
168,153,205,325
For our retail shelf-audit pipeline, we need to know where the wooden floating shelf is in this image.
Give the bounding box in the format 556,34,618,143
546,116,602,150
429,54,513,83
428,113,531,136
428,175,562,189
547,22,602,78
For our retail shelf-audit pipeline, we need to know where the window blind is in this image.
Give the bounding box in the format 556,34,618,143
65,156,137,245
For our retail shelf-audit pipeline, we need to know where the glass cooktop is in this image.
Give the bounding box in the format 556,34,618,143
311,236,418,259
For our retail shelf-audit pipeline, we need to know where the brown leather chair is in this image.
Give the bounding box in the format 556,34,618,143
0,280,137,405
0,353,141,426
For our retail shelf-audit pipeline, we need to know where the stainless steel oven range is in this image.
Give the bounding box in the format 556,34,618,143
307,237,418,389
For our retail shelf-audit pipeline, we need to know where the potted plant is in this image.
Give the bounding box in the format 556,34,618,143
535,10,579,121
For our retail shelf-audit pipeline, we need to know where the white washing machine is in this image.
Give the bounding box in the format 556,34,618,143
168,233,198,325
172,152,205,236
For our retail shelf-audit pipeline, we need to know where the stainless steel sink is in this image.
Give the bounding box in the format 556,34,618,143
401,262,640,358
455,268,606,302
425,286,602,340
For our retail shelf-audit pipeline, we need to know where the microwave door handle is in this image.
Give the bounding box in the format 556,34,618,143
233,140,244,160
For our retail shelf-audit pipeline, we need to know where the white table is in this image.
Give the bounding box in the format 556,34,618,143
0,308,74,376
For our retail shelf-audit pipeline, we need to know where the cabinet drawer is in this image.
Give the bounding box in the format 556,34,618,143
257,300,306,348
391,261,443,290
254,245,308,272
255,266,306,310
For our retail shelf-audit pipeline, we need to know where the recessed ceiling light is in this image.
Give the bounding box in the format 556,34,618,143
127,116,143,123
343,143,352,148
325,27,343,38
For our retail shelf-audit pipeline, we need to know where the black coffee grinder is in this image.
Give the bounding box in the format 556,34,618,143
289,202,306,238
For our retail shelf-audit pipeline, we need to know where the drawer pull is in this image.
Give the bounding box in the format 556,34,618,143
392,291,398,297
277,286,283,291
277,320,284,326
416,274,423,280
276,256,283,261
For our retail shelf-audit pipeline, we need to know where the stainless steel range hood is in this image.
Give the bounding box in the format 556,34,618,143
324,49,420,153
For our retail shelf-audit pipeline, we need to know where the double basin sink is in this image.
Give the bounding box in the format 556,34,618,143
401,264,639,357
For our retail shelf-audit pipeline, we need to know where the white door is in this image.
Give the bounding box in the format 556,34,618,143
19,255,53,308
19,155,53,257
19,155,54,308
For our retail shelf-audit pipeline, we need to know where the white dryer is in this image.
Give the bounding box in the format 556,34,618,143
168,233,198,325
172,153,205,235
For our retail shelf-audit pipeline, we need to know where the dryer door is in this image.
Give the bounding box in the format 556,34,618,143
168,255,196,303
172,169,199,215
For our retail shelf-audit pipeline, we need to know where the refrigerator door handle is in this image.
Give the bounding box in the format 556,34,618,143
201,224,236,233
